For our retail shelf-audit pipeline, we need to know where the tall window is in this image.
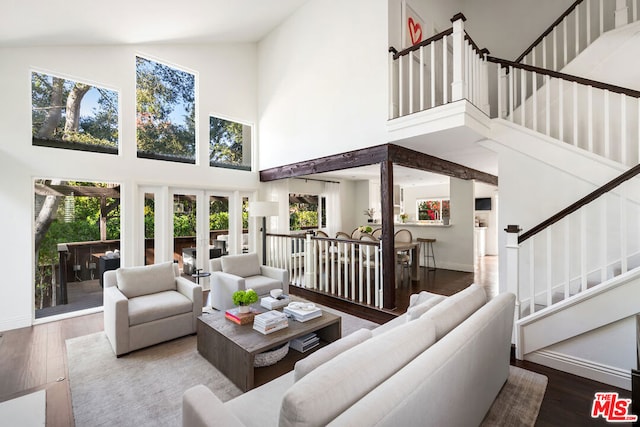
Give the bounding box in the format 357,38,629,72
136,57,196,163
31,72,118,154
209,116,251,170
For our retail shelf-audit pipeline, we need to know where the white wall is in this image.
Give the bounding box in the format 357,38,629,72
257,0,389,170
400,177,474,271
474,181,498,255
0,44,260,331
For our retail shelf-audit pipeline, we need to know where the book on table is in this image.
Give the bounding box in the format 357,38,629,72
225,306,262,325
253,310,289,334
290,332,320,353
260,295,290,310
283,305,322,322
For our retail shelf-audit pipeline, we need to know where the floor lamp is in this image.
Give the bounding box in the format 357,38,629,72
249,201,279,265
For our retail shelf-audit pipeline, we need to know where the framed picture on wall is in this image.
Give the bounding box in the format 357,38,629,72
401,1,426,50
417,198,450,224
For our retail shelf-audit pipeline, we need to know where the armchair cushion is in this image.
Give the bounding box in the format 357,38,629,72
116,261,176,298
221,253,261,278
244,275,282,295
128,290,193,326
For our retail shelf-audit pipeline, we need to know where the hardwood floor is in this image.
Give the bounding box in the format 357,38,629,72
0,255,633,426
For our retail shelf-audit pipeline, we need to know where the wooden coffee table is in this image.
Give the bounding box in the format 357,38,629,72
197,309,341,391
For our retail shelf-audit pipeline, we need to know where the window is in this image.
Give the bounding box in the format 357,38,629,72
289,194,319,230
209,116,251,170
417,198,450,223
31,72,118,154
136,56,196,163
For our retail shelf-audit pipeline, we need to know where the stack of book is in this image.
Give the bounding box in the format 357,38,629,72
253,310,289,334
290,333,320,353
225,307,261,325
260,295,290,310
283,304,322,322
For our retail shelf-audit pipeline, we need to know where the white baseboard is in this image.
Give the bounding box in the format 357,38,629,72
525,349,632,390
0,314,32,332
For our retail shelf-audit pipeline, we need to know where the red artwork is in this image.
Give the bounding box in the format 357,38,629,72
408,17,423,45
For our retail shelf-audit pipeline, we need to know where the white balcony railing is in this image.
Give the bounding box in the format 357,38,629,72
266,233,384,309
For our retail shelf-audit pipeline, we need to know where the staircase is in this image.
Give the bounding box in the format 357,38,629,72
389,1,640,389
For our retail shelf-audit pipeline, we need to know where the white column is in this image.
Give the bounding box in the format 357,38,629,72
615,0,629,28
505,225,522,358
450,13,467,101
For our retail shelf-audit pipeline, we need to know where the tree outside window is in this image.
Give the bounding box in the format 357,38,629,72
136,56,196,163
31,72,118,153
209,116,251,170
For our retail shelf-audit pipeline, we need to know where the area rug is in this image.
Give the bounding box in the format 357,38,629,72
67,308,378,427
481,366,548,427
0,389,46,427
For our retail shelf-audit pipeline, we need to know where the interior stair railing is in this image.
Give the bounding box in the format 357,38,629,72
266,233,384,309
515,0,639,71
388,14,490,119
505,163,640,321
489,56,640,166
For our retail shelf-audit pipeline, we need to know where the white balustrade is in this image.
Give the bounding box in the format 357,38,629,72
265,233,384,309
508,177,640,320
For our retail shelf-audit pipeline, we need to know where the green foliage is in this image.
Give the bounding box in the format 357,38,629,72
210,116,245,165
232,289,258,306
136,57,195,159
31,72,118,148
174,212,196,237
289,199,318,230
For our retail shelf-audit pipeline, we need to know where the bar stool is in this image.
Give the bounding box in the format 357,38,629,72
418,238,436,272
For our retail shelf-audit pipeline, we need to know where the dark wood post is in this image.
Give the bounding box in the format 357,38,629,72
57,243,68,305
380,160,396,309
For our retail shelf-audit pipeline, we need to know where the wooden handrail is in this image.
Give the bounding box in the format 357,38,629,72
464,32,488,56
519,163,640,243
515,0,584,63
391,27,453,60
487,56,640,99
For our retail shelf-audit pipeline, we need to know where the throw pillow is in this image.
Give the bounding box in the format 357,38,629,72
406,295,446,321
294,328,372,382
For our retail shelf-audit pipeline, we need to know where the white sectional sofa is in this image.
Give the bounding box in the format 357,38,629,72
183,284,515,427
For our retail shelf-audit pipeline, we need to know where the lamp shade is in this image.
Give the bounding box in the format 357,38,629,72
249,201,279,217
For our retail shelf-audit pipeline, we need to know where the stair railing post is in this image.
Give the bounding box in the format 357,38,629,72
304,233,314,289
450,13,467,102
505,225,523,359
615,0,629,28
388,47,399,119
480,48,491,115
497,63,508,119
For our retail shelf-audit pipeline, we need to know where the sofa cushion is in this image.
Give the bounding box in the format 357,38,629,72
279,316,436,427
244,275,282,295
294,328,372,382
422,284,487,340
408,290,442,308
116,261,176,299
128,290,192,326
406,295,446,321
221,253,261,278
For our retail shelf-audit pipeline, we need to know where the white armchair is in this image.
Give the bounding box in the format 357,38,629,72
209,253,289,311
103,261,202,357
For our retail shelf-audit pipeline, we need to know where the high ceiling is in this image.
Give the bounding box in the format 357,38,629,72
0,0,309,46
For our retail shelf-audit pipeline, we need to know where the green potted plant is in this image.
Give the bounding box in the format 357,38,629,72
232,289,258,313
399,213,409,223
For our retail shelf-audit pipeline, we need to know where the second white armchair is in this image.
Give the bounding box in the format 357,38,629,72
209,253,289,311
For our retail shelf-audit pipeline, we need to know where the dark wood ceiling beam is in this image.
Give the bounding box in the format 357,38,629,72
259,143,497,186
259,145,389,182
388,144,498,186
